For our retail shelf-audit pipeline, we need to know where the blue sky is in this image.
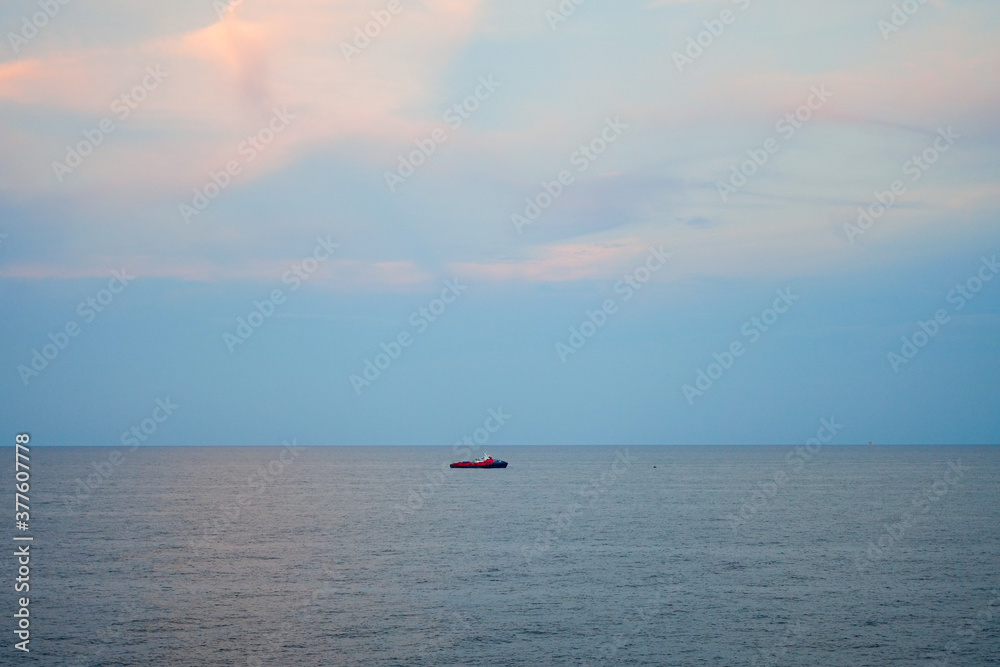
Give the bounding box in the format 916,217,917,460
1,0,998,445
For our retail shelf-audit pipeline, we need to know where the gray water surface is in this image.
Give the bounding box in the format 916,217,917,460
9,445,1000,665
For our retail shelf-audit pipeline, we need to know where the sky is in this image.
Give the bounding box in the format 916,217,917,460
0,0,998,446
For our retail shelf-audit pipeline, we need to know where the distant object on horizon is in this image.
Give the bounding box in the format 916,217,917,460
450,453,508,469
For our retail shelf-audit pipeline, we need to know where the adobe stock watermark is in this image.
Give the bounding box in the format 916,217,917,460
188,439,302,555
855,459,969,571
556,245,670,363
682,288,799,405
7,0,70,55
930,590,1000,667
545,0,587,31
511,117,628,234
384,74,501,192
52,66,168,182
350,278,467,395
844,126,959,244
717,84,833,202
748,620,810,667
726,417,843,533
254,571,474,665
223,236,339,353
878,0,932,40
340,0,403,61
16,268,135,386
179,106,297,224
62,397,179,515
247,557,359,667
888,255,997,372
594,589,666,662
673,0,752,74
521,449,634,563
212,0,242,20
395,407,512,523
64,594,151,666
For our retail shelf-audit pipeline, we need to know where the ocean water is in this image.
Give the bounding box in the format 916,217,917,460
6,445,1000,666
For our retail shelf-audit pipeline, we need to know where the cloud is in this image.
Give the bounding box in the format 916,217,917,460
451,238,650,282
179,8,273,107
1,0,998,291
0,255,433,291
0,0,485,198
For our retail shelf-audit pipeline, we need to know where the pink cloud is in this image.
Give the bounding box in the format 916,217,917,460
450,238,650,282
0,0,485,197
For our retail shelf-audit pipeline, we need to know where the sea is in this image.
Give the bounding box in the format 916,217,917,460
5,445,999,666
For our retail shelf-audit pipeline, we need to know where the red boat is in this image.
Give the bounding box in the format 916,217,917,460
450,453,508,469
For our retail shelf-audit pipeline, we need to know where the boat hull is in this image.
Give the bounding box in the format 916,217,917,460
450,461,508,468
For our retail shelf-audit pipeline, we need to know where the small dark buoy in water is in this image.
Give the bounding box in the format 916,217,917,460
653,465,656,468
